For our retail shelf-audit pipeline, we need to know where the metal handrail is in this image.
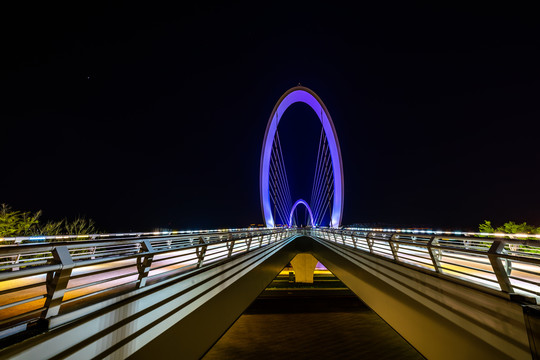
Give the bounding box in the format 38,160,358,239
310,227,540,302
0,227,277,244
0,227,293,339
3,225,539,342
346,226,540,239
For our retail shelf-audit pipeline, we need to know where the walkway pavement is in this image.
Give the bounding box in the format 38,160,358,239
203,272,424,359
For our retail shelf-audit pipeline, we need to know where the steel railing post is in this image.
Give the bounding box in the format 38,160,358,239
136,240,155,289
11,239,23,271
196,237,208,268
42,246,74,320
366,232,374,253
246,235,252,251
427,237,442,273
488,241,514,293
226,237,235,258
389,233,399,261
12,254,21,272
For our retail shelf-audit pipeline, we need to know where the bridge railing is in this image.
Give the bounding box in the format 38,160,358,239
0,227,293,339
310,227,540,303
0,227,277,246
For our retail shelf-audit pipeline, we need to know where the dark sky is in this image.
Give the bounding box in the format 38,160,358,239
1,2,539,232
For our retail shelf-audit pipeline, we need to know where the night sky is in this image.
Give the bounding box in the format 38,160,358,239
2,2,539,232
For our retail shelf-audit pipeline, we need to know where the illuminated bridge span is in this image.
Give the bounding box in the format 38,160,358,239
1,87,539,359
1,228,539,359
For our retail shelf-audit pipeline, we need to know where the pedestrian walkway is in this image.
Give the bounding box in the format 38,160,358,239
203,271,423,359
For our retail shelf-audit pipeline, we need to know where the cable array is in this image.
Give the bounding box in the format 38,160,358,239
269,130,293,226
269,123,334,227
309,127,334,226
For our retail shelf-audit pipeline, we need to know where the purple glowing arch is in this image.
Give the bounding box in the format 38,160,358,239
260,86,344,228
289,199,315,227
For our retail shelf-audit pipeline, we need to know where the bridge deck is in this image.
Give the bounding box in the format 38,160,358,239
1,230,539,359
204,273,422,359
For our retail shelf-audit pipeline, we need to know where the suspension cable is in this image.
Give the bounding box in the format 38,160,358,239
270,151,290,213
311,135,329,219
316,179,334,226
312,139,332,222
310,128,324,209
270,158,291,225
275,131,293,209
270,132,294,225
313,146,333,224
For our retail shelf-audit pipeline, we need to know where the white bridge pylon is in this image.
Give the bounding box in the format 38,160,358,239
259,86,344,228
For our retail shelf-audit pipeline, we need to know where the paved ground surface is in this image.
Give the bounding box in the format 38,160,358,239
203,272,424,359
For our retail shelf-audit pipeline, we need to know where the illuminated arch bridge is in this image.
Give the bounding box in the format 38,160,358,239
259,86,344,228
1,86,539,360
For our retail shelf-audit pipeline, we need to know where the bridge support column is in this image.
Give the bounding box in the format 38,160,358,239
290,253,319,283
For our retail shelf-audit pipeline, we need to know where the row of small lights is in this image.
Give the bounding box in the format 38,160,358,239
344,227,540,239
5,225,539,242
0,226,277,243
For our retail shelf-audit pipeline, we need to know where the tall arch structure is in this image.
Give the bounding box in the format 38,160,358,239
289,199,315,227
260,86,344,228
